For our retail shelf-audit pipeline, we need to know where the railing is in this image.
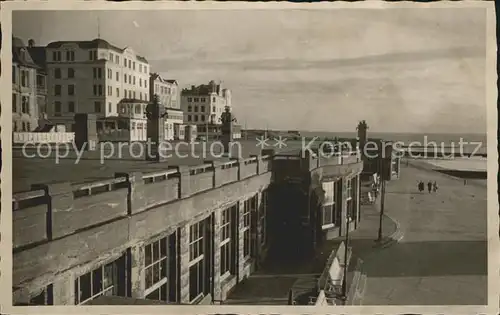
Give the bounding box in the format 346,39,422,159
13,132,75,144
12,152,273,251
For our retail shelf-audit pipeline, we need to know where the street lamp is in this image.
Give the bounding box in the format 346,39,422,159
341,185,350,303
377,155,387,242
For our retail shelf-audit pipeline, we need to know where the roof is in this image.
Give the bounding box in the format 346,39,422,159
182,81,221,96
46,38,148,63
12,37,40,69
26,46,47,71
150,73,178,85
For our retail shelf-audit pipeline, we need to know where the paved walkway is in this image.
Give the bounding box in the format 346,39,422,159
224,189,398,305
360,163,487,305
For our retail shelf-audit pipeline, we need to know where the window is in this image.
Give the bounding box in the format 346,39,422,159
140,79,142,87
89,50,93,60
194,115,198,122
220,207,234,277
54,68,61,79
12,94,17,113
187,115,192,122
124,89,128,98
108,86,112,96
115,55,120,64
12,66,16,83
68,101,75,113
54,85,61,96
260,189,268,246
212,106,216,112
194,106,198,112
133,76,136,85
20,70,29,87
21,96,29,114
201,116,205,122
66,50,75,61
124,58,128,67
188,97,192,102
128,60,132,69
322,181,337,227
108,102,112,113
140,92,142,100
29,284,54,305
68,85,75,96
135,105,141,114
189,221,205,302
145,80,148,88
213,97,216,102
347,177,357,220
139,64,142,72
243,197,255,258
53,51,62,61
133,61,136,70
144,66,148,73
201,97,205,103
144,237,169,301
188,106,192,112
201,106,205,112
74,262,117,305
54,101,62,115
116,88,120,98
116,72,119,81
128,75,132,84
94,101,102,113
98,85,103,96
68,68,75,78
107,69,112,79
194,98,199,102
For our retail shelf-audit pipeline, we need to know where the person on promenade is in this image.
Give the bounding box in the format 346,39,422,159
418,181,424,193
427,181,432,193
433,181,438,193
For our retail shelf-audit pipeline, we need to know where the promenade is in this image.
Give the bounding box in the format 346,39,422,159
359,162,487,305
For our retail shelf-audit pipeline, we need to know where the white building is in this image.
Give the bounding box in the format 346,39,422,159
44,38,150,132
150,73,179,109
12,37,46,132
180,80,232,126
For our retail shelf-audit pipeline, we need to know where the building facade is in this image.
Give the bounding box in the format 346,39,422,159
181,81,232,126
44,38,150,131
12,37,46,131
150,73,179,109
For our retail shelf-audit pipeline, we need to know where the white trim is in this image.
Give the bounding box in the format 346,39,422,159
190,293,204,304
77,285,114,305
219,237,230,247
322,223,335,230
144,277,168,297
220,271,231,282
188,254,204,267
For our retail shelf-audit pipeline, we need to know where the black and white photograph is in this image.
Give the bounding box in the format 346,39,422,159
2,1,497,312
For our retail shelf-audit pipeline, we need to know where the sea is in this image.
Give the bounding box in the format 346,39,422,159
298,131,488,155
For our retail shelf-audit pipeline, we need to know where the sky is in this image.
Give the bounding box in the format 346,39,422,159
13,8,487,133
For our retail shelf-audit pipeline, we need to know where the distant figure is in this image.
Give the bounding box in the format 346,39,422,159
427,181,432,193
418,181,424,193
464,179,467,185
433,181,438,193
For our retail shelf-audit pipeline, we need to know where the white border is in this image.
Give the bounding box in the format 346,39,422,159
1,1,497,315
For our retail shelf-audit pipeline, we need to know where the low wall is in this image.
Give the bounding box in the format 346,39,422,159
13,154,273,289
13,132,75,144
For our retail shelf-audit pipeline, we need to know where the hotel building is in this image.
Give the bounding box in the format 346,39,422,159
150,73,184,140
44,38,150,133
12,37,47,132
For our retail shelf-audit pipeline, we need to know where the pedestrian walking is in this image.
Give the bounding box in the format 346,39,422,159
433,181,438,193
427,181,432,193
418,181,424,193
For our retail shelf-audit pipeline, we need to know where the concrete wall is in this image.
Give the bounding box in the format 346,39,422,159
13,154,273,305
13,132,75,144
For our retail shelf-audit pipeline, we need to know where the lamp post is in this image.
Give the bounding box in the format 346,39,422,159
377,155,386,242
341,184,350,303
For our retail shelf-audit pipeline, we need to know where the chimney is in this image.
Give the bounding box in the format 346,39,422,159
28,39,35,48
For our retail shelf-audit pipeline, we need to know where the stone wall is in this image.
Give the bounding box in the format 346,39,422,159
12,154,273,304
